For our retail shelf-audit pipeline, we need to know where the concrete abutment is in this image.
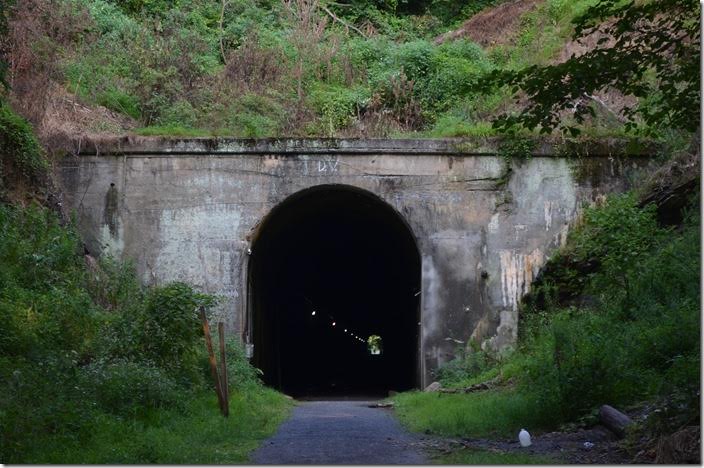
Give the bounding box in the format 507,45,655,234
58,137,655,389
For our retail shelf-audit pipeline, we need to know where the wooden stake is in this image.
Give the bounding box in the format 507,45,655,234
199,307,226,416
218,322,229,417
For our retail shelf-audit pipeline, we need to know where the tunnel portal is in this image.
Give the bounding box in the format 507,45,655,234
249,185,421,397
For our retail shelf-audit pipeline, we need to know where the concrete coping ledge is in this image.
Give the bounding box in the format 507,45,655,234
68,136,659,158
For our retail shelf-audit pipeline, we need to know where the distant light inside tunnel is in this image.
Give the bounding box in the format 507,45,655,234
311,311,316,316
332,322,336,326
367,335,383,355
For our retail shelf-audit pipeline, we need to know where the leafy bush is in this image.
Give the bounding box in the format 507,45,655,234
81,359,183,415
0,103,49,182
435,347,496,388
219,337,264,390
310,84,369,135
0,202,252,462
518,195,700,422
223,93,284,137
96,281,215,386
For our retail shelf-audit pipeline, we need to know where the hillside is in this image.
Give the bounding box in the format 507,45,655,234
3,0,696,143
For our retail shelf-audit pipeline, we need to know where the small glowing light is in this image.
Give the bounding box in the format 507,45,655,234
311,311,316,316
344,329,347,332
332,322,336,326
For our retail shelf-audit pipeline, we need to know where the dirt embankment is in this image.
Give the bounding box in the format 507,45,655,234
434,0,541,47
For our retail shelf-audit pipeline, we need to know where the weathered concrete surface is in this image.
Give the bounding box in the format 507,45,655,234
250,400,429,464
57,137,654,386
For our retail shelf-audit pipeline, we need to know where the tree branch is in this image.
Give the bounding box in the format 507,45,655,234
219,0,229,64
318,4,367,38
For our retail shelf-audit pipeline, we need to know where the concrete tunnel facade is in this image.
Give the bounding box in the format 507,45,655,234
57,137,654,393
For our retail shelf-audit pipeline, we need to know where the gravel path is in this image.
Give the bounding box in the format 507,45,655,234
250,400,429,464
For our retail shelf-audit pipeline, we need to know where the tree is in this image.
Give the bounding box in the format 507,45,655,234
0,0,12,91
488,0,701,136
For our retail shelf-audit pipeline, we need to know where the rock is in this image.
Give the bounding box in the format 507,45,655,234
424,381,442,392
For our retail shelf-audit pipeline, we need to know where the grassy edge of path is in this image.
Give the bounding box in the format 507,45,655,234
392,390,564,464
23,386,293,464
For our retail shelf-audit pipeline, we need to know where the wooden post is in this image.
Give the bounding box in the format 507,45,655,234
199,307,226,416
218,322,229,417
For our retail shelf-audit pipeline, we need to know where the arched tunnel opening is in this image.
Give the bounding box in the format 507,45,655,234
248,185,421,397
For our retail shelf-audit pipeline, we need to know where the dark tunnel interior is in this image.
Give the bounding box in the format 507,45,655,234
248,185,421,397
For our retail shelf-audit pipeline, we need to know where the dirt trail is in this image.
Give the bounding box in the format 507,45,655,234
250,400,428,464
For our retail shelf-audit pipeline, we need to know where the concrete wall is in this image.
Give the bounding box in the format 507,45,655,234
58,137,653,385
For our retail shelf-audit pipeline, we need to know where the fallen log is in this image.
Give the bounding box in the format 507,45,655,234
599,405,633,438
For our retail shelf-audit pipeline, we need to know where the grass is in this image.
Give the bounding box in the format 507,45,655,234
434,447,561,464
393,389,552,439
22,386,293,463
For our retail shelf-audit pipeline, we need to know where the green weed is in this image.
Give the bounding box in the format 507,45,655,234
28,0,639,137
135,125,219,137
394,389,554,438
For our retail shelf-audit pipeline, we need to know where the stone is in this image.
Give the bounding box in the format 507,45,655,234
424,382,441,392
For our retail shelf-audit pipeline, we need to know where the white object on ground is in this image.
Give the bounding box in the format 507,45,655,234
583,441,595,449
518,428,532,447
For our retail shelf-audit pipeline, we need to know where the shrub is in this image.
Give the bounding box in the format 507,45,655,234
80,359,183,416
435,347,496,388
309,84,370,136
218,337,264,391
156,99,197,128
518,194,700,422
223,93,284,137
0,103,48,182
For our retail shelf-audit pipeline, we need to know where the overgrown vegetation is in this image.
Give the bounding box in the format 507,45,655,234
395,191,700,443
0,0,699,462
0,202,290,462
4,0,692,140
0,102,49,198
488,0,700,136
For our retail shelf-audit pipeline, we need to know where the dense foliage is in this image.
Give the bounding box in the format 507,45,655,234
0,101,48,197
0,201,286,462
489,0,701,135
6,0,680,139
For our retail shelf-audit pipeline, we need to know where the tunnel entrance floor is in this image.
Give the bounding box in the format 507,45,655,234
249,186,421,397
